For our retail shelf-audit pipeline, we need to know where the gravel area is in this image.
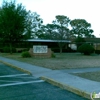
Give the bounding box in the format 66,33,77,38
0,53,100,70
72,71,100,82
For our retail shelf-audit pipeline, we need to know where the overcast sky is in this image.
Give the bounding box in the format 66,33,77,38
0,0,100,37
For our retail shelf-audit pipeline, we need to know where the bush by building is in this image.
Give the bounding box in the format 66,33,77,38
21,51,31,58
77,43,95,55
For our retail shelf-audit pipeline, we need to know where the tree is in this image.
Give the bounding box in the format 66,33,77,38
37,15,71,53
0,0,42,53
26,12,43,39
36,24,60,39
36,15,71,53
70,19,95,49
70,19,95,38
52,15,71,53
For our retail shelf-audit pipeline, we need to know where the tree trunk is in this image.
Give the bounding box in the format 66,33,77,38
60,47,62,54
58,42,64,54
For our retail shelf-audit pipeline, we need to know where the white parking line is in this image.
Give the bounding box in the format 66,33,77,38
0,74,28,78
0,80,44,87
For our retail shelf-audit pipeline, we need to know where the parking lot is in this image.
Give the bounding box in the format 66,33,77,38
0,63,89,100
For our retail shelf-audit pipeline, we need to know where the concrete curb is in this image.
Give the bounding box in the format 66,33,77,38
41,76,91,100
0,60,32,75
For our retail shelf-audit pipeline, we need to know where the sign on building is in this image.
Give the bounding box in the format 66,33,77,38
33,45,48,53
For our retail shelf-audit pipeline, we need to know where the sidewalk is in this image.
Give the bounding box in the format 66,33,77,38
0,56,100,99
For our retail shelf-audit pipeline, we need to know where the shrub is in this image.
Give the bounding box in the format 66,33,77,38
77,43,95,55
51,53,56,58
21,51,31,58
3,46,16,53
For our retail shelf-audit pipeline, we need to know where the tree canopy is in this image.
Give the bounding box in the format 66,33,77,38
52,15,70,53
70,19,95,38
36,15,71,53
25,11,43,39
0,1,27,42
0,0,42,53
52,15,70,40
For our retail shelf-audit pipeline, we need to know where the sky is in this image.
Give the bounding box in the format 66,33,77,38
0,0,100,37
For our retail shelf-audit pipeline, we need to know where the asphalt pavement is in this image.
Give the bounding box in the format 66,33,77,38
1,56,100,99
0,63,89,100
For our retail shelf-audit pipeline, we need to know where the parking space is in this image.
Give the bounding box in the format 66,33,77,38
0,63,23,76
0,74,43,86
0,63,89,100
